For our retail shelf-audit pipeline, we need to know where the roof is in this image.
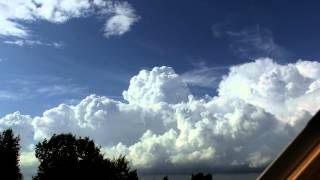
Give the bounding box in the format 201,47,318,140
258,111,320,179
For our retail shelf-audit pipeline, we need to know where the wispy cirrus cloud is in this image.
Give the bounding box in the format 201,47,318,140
0,90,22,100
227,26,291,60
3,39,64,48
211,23,226,38
1,76,88,101
212,25,291,60
181,63,229,88
36,84,87,97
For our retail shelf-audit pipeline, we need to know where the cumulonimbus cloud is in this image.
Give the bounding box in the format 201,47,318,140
0,58,319,177
0,0,139,39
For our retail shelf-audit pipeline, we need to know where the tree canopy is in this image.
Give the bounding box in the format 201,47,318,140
162,176,169,180
191,173,212,180
0,129,22,180
0,130,217,180
33,133,138,180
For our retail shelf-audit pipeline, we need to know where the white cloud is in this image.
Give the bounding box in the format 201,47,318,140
51,41,64,48
19,150,38,180
3,39,64,48
3,39,43,47
103,1,139,37
0,0,139,40
218,58,320,119
1,59,319,177
0,18,30,38
123,66,190,108
0,112,34,149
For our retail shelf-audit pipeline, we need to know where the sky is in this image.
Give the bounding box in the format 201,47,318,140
0,0,320,179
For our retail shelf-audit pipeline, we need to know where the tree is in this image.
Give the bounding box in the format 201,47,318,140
33,133,138,180
162,176,169,180
191,173,212,180
109,155,139,180
0,129,22,180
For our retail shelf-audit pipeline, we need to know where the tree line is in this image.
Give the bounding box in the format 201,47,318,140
0,129,213,180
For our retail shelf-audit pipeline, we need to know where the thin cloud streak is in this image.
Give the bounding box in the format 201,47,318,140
181,65,229,88
3,39,64,48
211,25,291,60
0,76,88,101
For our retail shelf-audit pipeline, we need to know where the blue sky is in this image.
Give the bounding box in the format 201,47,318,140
1,0,320,116
2,0,320,116
1,0,320,179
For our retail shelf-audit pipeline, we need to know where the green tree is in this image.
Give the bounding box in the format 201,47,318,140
33,133,138,180
0,129,22,180
191,173,212,180
162,176,169,180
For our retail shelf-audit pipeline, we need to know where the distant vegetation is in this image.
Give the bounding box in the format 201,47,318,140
162,175,169,180
191,173,213,180
0,129,213,180
162,173,213,180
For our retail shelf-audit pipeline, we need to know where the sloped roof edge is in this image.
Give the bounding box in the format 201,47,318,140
258,111,320,179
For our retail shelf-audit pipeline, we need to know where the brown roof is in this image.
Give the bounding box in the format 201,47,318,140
258,111,320,180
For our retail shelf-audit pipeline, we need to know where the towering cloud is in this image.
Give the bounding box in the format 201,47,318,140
0,58,319,177
123,66,190,107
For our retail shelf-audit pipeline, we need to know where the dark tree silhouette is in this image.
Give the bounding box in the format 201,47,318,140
0,129,22,180
191,173,212,180
109,155,139,180
162,176,169,180
33,133,138,180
